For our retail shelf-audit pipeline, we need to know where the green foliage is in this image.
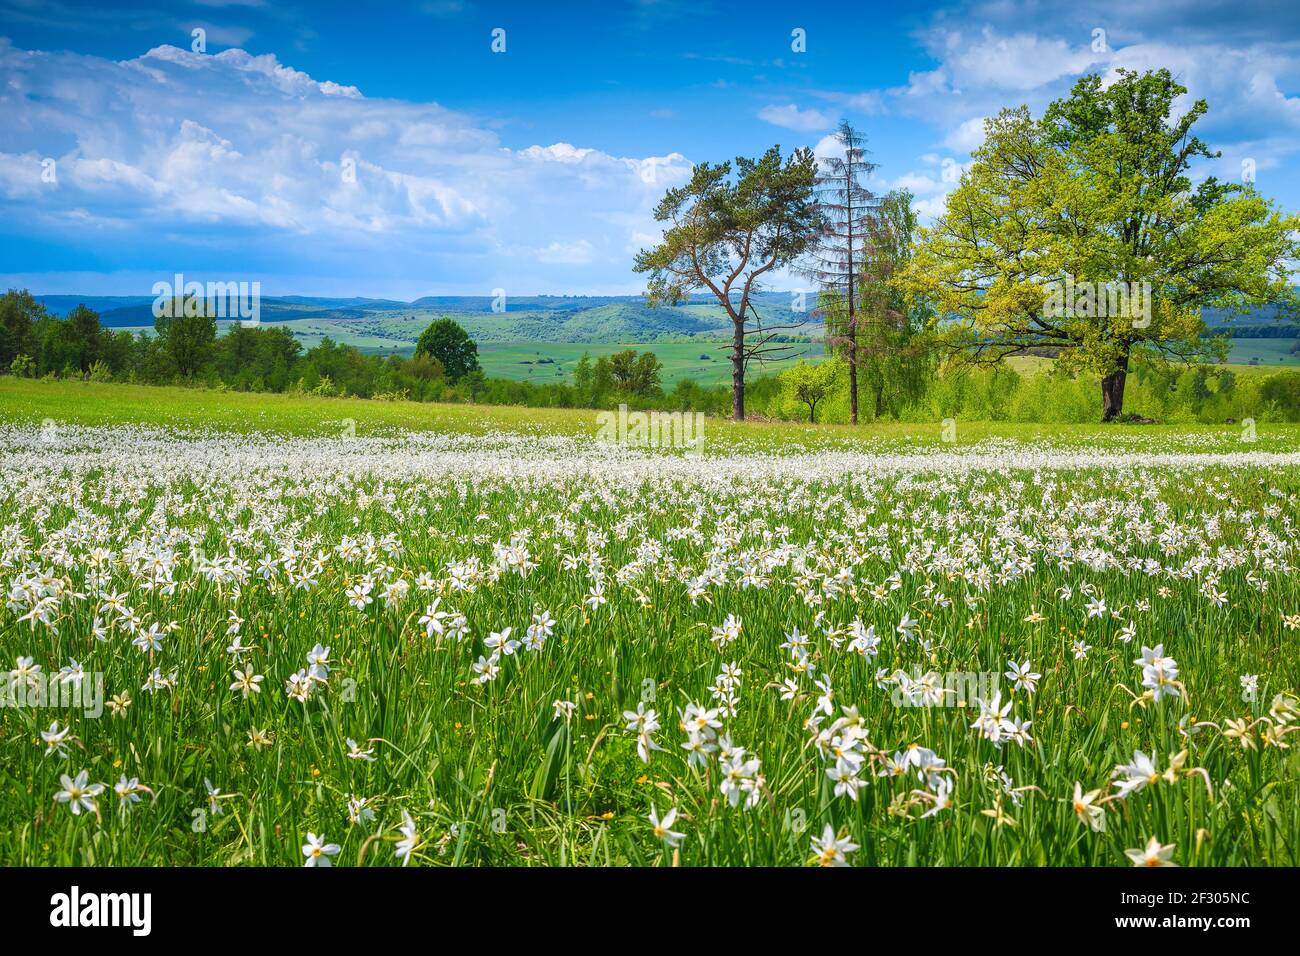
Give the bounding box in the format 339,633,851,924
600,349,663,397
635,144,824,419
86,360,113,383
902,68,1300,419
4,289,1297,424
1259,370,1300,422
779,357,843,422
415,318,481,383
154,297,218,378
212,324,302,392
9,353,35,378
0,288,43,368
834,188,937,419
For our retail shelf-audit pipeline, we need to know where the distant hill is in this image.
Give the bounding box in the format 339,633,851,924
1202,302,1299,335
35,291,1294,352
36,295,158,318
33,291,823,343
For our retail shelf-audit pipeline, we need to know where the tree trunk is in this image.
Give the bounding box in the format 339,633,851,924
846,168,857,426
1100,351,1130,422
731,318,745,421
848,329,858,425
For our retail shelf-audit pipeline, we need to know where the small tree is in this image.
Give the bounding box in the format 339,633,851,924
10,353,35,377
606,349,663,396
415,318,480,383
0,289,44,368
781,358,841,423
635,145,823,420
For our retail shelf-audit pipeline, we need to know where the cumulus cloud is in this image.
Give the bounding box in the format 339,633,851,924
809,89,884,115
943,116,987,153
757,103,836,132
0,38,693,294
536,239,595,265
807,4,1300,221
917,27,1107,93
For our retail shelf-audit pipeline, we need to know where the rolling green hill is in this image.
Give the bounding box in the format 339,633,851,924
36,292,821,340
33,292,1299,384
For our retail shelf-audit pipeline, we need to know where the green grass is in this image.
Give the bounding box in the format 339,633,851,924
2,378,1299,867
107,326,822,386
478,341,823,388
114,316,1297,387
1225,337,1300,367
3,376,1296,451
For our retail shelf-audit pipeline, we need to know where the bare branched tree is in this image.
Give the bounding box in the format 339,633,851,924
802,120,880,424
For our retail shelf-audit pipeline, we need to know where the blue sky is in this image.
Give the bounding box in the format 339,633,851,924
1,0,1298,297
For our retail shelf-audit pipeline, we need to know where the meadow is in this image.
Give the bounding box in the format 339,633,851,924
1,379,1298,867
100,303,1292,389
476,341,824,388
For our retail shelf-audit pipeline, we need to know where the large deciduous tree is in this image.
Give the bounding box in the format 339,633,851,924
901,68,1300,421
635,145,823,421
415,318,480,383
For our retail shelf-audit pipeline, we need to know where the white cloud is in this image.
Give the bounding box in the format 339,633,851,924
925,28,1105,92
757,103,835,132
892,172,943,194
805,10,1300,196
913,193,952,220
138,46,363,98
0,38,694,293
536,239,595,264
518,143,597,164
944,116,987,153
812,134,842,159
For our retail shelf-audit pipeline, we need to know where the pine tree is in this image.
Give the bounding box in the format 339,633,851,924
804,120,879,424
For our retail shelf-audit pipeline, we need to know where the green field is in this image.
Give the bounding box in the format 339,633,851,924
478,341,824,387
2,377,1295,449
108,319,823,388
1225,337,1300,367
2,378,1298,867
113,313,1295,388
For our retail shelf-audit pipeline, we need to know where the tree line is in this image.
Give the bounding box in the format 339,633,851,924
0,290,716,411
0,292,497,400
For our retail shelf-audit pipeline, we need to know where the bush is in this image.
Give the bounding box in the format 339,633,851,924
1258,370,1300,422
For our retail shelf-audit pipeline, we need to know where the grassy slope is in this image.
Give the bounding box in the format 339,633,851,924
1224,338,1300,367
2,376,1296,452
108,321,1296,387
477,341,824,388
